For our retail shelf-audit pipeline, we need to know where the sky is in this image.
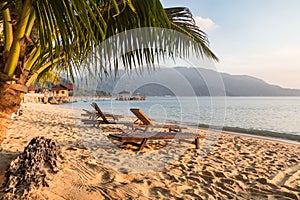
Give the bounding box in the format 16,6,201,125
161,0,300,89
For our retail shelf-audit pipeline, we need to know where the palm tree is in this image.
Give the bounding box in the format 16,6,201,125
0,0,218,148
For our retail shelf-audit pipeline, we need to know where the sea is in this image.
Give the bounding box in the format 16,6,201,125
63,96,300,141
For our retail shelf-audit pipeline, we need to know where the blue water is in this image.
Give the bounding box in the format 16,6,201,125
64,96,300,136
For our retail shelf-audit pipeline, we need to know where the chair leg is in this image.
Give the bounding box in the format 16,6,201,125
195,138,200,149
138,138,148,151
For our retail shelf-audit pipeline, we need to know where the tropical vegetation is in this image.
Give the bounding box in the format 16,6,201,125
0,0,218,148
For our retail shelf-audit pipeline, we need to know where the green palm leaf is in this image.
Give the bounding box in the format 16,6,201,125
1,0,218,84
165,7,219,61
79,1,218,78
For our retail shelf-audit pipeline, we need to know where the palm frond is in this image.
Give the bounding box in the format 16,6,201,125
31,0,107,65
82,2,219,78
165,7,219,61
33,68,61,87
0,0,218,85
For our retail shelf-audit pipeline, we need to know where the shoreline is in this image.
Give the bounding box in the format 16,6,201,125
1,103,300,199
196,123,300,145
16,102,300,146
64,102,300,144
222,130,300,146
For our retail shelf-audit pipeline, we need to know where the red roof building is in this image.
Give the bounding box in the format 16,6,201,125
27,86,38,94
51,84,74,98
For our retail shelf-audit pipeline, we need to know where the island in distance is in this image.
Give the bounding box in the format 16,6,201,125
76,67,300,97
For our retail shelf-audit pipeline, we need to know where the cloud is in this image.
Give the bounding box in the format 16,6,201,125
194,16,219,31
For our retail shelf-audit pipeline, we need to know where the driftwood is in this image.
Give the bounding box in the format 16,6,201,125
1,136,62,199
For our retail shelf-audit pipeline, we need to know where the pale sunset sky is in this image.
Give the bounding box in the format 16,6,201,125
161,0,300,89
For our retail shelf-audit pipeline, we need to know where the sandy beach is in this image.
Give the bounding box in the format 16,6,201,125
0,103,300,199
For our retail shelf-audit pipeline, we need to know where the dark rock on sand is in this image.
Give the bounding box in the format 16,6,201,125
1,136,62,200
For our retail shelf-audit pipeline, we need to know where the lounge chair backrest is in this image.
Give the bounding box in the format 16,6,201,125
91,103,109,124
82,109,94,115
130,108,154,126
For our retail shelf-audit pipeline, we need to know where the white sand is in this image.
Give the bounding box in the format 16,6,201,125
0,103,300,199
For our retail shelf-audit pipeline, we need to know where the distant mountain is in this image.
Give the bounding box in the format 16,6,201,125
76,67,300,96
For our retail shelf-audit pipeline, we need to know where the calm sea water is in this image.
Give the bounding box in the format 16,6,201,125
64,97,300,137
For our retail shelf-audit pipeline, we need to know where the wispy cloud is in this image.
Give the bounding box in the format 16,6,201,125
194,16,219,31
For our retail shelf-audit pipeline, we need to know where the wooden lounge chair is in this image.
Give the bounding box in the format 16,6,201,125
108,132,205,151
130,108,185,132
81,109,98,120
91,102,122,124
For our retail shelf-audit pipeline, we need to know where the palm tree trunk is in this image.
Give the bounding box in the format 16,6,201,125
0,82,23,149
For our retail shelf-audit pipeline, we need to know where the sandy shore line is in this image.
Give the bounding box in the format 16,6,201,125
1,103,300,199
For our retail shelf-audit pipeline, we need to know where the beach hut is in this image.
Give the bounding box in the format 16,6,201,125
51,84,74,102
117,90,131,101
